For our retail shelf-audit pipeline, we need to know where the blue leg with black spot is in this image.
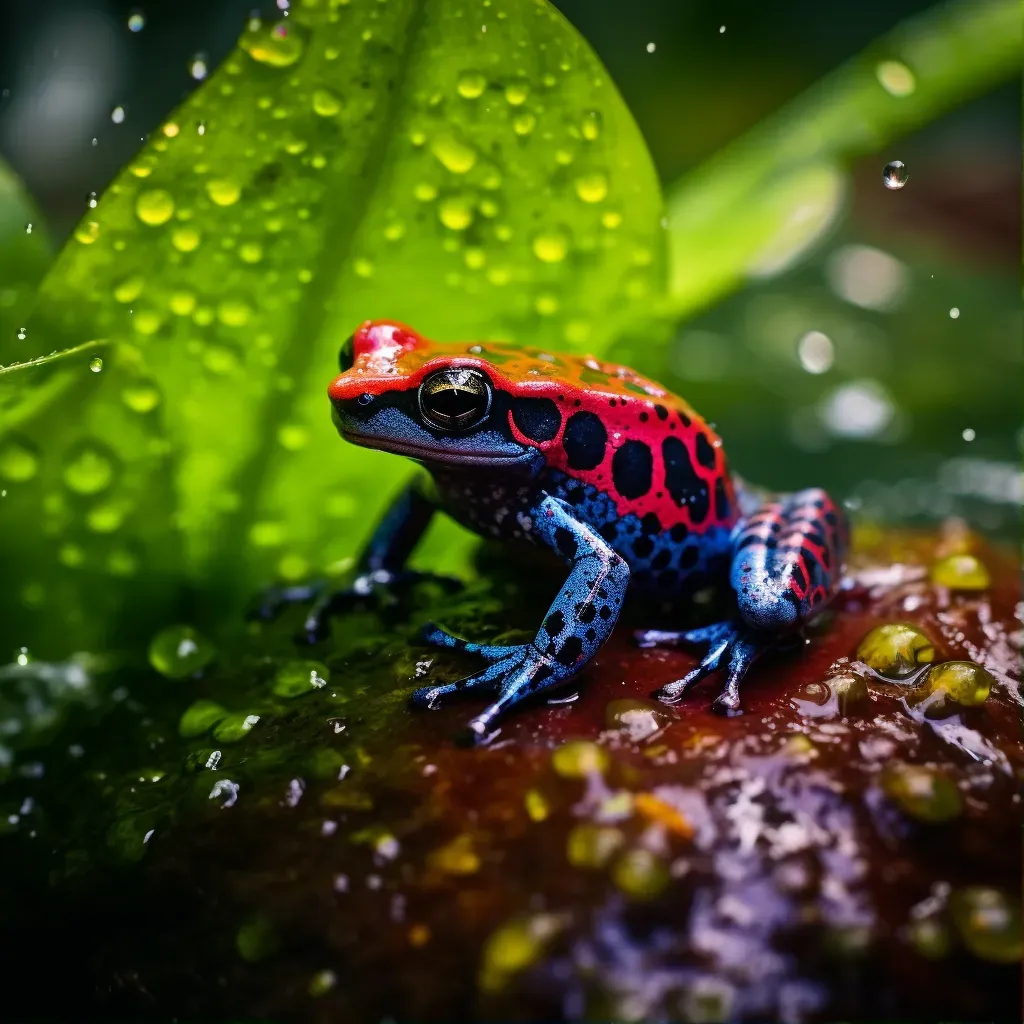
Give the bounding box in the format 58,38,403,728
638,486,848,715
415,493,630,744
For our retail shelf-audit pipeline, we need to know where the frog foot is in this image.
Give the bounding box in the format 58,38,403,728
636,621,766,716
249,571,462,643
412,623,562,745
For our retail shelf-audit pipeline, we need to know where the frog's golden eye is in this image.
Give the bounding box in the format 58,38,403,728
338,334,355,372
418,368,492,432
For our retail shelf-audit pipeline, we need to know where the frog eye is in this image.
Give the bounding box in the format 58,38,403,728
418,368,492,432
338,334,355,372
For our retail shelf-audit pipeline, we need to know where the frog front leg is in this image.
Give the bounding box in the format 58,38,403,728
414,494,630,744
638,487,848,714
254,475,456,640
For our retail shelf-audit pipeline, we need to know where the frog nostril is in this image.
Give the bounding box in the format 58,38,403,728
357,393,374,406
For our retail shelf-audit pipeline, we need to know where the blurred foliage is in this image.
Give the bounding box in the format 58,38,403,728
0,0,1018,659
663,0,1020,319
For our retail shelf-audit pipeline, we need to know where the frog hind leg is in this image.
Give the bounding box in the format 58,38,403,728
414,494,630,744
638,487,848,715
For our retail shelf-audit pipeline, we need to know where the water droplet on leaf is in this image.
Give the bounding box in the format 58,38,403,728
532,228,569,263
241,19,305,68
206,178,241,206
431,132,477,174
148,624,216,679
272,660,329,698
574,172,608,203
0,440,39,482
63,444,115,495
457,71,486,99
312,88,341,116
136,189,175,225
439,195,474,231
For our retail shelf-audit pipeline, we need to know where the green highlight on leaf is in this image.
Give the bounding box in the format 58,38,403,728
1,0,664,655
664,0,1019,318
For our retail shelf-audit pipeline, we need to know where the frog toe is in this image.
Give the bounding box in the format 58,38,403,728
420,623,520,663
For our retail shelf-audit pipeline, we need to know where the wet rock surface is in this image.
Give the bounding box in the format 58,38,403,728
0,525,1020,1021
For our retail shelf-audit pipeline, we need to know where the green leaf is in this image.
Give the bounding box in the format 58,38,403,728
664,0,1019,318
1,0,664,654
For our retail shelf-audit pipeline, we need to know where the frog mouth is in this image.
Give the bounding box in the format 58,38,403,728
341,430,533,466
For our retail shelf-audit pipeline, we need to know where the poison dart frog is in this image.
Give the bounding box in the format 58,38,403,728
288,320,848,743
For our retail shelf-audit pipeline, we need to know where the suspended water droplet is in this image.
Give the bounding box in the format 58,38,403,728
574,172,608,203
189,52,209,80
24,222,32,234
122,383,161,412
532,228,569,263
431,132,477,174
171,225,201,252
457,71,486,99
0,439,39,482
85,191,98,209
882,160,907,190
110,105,126,124
241,19,306,68
127,9,145,32
312,88,342,116
645,42,656,53
580,110,602,141
89,356,104,373
439,195,474,231
148,624,216,679
206,178,241,206
16,327,26,341
949,307,960,319
63,444,115,495
136,188,175,225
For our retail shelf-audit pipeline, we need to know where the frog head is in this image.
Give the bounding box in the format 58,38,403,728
328,320,548,472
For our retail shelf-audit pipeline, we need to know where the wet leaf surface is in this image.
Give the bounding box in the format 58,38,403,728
0,526,1019,1021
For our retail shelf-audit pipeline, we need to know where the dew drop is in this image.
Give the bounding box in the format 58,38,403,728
504,81,529,106
312,88,342,116
89,356,104,373
122,383,161,413
512,112,536,136
86,191,98,209
241,19,306,68
431,132,477,174
206,178,241,206
949,307,960,319
580,110,602,141
601,210,622,229
148,624,216,679
882,160,907,190
24,222,32,234
532,228,569,263
457,71,486,99
63,444,115,495
171,226,202,252
136,188,175,225
114,275,145,303
16,327,26,341
574,172,608,203
111,105,126,124
0,439,39,482
74,221,100,245
439,195,474,231
218,298,252,327
127,9,145,32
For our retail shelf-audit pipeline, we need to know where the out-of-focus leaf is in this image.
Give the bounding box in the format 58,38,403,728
664,0,1019,318
0,0,664,654
0,160,52,349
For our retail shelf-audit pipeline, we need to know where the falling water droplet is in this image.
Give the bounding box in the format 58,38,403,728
86,191,98,209
645,42,656,53
16,328,26,341
949,307,960,319
89,356,104,373
189,52,209,80
882,160,907,190
127,9,145,32
110,105,126,124
24,222,32,234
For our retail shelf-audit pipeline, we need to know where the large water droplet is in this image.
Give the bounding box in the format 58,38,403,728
148,624,216,679
882,160,907,190
206,178,241,206
574,172,608,203
431,132,477,174
63,444,115,495
532,228,569,263
504,81,529,106
439,195,474,231
457,71,486,99
136,189,175,225
0,439,39,482
241,19,305,68
89,356,104,373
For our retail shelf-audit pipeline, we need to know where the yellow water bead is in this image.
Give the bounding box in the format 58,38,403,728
929,553,990,590
206,178,241,206
136,189,175,225
312,88,342,116
239,242,263,263
574,172,608,203
171,226,201,252
114,275,145,304
438,195,473,231
431,132,477,174
504,81,529,105
856,623,936,679
532,228,569,263
551,740,608,778
169,291,196,316
456,71,486,99
218,298,252,327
